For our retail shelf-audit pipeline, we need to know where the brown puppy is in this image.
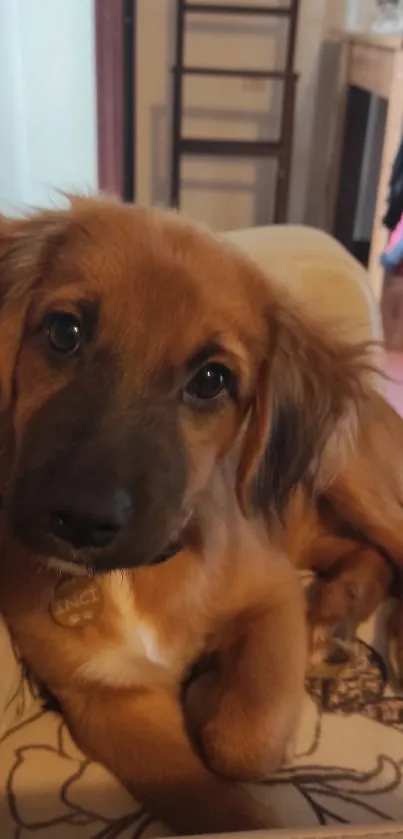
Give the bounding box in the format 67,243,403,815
0,197,377,834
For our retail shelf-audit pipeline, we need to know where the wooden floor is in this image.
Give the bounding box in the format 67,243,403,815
386,352,403,416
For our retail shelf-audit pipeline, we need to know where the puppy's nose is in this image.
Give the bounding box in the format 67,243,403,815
50,490,132,550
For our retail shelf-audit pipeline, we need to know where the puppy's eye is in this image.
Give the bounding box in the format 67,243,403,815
185,363,234,404
45,313,82,356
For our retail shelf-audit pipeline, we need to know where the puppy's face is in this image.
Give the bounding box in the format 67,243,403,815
0,198,369,574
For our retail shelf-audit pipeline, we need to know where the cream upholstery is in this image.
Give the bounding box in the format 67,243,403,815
0,224,399,839
223,225,382,347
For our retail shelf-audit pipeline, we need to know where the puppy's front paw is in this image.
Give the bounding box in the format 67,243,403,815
200,707,296,782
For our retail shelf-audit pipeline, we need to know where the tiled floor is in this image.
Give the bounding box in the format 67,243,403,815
385,352,403,416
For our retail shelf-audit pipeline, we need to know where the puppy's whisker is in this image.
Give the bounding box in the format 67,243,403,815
47,557,92,577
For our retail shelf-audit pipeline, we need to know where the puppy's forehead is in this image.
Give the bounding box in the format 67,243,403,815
45,204,267,365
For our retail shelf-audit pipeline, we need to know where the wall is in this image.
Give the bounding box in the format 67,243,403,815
0,0,27,214
345,0,375,30
0,0,97,214
136,0,346,230
0,0,372,231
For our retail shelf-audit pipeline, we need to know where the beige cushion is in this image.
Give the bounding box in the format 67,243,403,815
1,225,398,838
222,225,382,347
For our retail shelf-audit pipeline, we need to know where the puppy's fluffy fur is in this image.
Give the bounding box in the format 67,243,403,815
0,197,400,835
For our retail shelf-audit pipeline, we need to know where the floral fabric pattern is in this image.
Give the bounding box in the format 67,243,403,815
1,602,403,837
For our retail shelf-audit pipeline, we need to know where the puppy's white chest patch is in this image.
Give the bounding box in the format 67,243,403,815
79,573,174,689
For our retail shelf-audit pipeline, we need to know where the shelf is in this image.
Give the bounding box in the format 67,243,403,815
179,137,283,157
172,66,296,79
170,0,300,218
184,3,292,16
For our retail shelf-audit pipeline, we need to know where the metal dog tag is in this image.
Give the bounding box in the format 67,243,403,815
50,577,103,628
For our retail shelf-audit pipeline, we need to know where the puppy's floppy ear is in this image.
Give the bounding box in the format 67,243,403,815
237,291,373,518
0,211,67,408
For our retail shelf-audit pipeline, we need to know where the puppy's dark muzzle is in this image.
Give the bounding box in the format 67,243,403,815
47,499,185,572
7,381,188,572
49,487,133,550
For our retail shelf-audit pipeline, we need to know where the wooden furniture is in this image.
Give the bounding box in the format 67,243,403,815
170,0,300,223
331,30,403,298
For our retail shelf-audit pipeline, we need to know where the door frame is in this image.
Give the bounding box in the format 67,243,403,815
95,0,136,200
